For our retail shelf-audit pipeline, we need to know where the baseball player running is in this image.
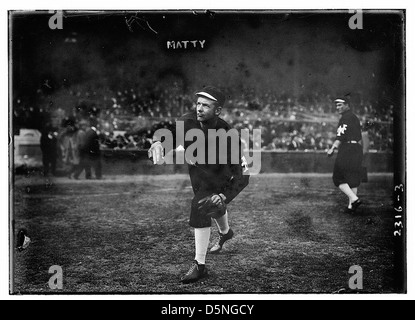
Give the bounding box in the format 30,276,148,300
148,86,250,283
327,96,363,213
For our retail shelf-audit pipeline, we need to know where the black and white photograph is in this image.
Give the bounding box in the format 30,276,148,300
8,8,406,298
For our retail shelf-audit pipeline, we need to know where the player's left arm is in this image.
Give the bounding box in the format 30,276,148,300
220,176,249,205
148,117,185,164
327,139,341,157
220,137,250,204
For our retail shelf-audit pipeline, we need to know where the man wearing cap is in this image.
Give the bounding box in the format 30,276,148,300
327,97,363,213
148,86,250,283
80,117,102,179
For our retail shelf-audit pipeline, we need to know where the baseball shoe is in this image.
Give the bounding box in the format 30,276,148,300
210,228,234,254
344,207,354,214
180,260,208,284
351,199,362,212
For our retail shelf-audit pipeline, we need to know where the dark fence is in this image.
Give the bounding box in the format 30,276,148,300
101,150,393,175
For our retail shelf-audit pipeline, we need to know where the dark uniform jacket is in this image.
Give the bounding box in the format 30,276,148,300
158,112,249,204
335,109,362,144
82,127,101,158
332,109,363,188
40,128,58,156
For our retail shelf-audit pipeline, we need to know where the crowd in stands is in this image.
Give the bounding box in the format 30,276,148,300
13,84,394,152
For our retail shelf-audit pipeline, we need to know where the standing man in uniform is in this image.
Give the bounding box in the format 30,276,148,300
40,121,58,176
360,120,372,183
81,118,102,179
148,86,250,283
327,97,363,213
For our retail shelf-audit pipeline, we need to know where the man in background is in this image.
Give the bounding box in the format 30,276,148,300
40,121,58,176
81,118,102,179
327,96,363,213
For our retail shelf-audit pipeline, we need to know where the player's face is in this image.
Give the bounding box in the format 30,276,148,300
335,102,349,114
196,97,221,122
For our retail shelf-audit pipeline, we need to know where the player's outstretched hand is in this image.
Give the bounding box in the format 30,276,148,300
148,141,164,164
327,148,334,157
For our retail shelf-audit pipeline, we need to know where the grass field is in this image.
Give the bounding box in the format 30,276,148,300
11,172,399,294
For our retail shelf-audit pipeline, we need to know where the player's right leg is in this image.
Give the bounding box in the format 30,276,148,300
350,187,361,211
180,227,210,284
181,193,213,284
352,187,357,196
339,183,361,212
210,211,234,254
